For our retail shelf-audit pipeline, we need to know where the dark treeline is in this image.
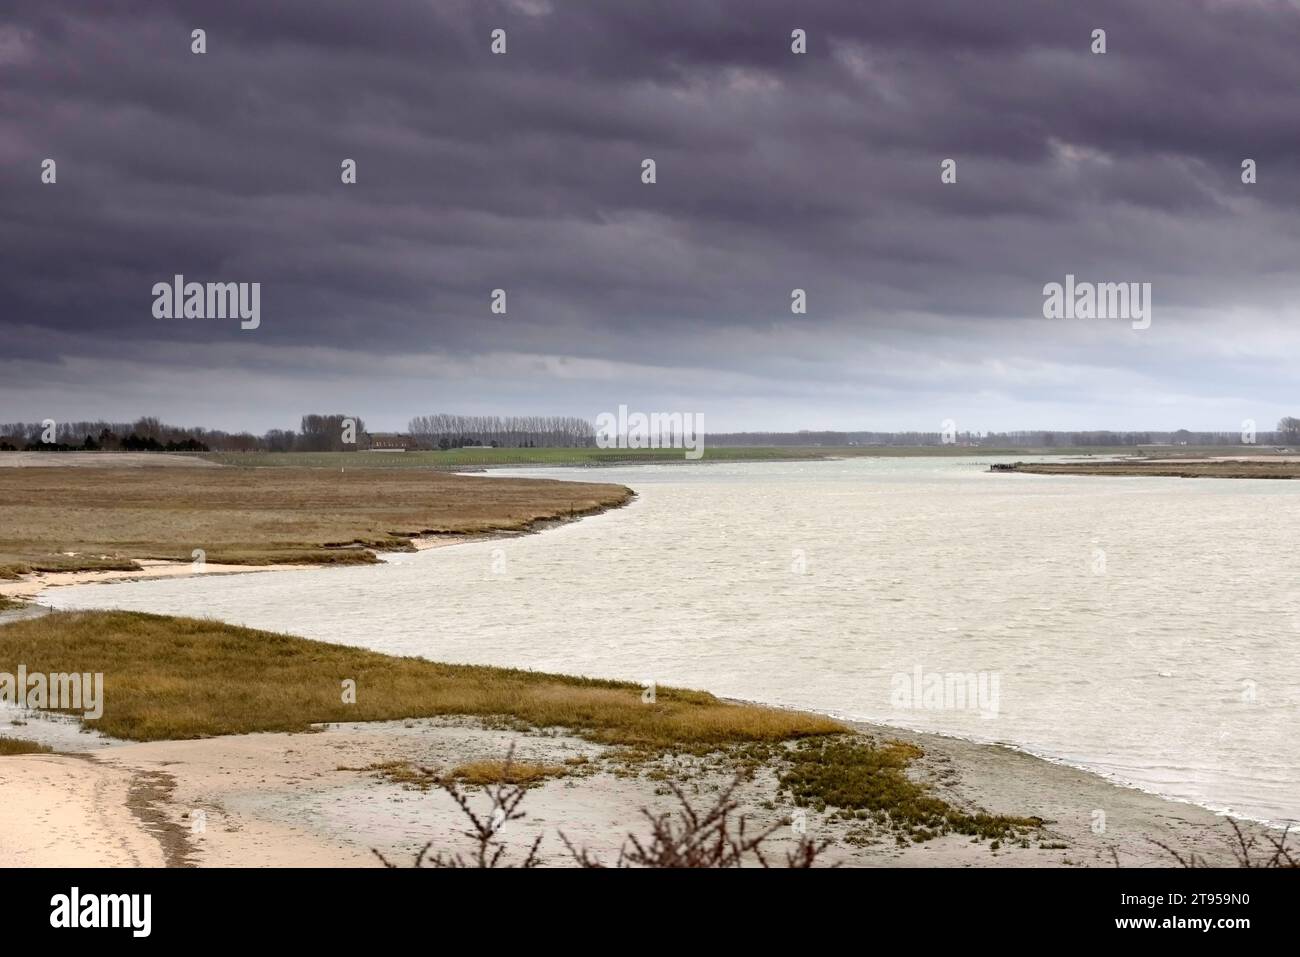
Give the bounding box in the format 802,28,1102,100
0,414,367,453
408,414,595,449
0,417,223,452
296,414,368,452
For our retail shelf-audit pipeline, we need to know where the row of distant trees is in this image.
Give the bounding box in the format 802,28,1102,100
5,415,1297,453
0,431,208,452
0,415,366,453
408,414,596,449
0,417,217,452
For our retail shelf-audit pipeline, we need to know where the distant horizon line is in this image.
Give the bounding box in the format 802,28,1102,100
2,414,1292,443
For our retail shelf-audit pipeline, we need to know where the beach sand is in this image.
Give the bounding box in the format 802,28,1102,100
0,753,166,867
0,534,473,601
0,714,1243,868
0,561,321,600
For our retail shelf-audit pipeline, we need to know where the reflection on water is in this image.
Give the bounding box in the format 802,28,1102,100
44,457,1300,823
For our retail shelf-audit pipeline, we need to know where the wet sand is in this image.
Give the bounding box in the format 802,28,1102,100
0,534,474,601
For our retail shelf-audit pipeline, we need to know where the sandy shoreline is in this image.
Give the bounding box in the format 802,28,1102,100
0,533,476,601
0,714,1244,868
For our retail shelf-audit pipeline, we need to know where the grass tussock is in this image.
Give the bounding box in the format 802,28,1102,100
778,736,1043,843
0,466,632,578
350,759,568,790
0,611,845,746
0,737,53,755
449,759,567,786
347,761,441,790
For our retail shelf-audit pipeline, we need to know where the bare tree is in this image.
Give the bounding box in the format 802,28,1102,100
408,413,595,449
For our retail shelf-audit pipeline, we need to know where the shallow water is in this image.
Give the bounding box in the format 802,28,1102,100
43,457,1300,823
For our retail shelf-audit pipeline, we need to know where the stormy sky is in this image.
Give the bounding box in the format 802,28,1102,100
3,0,1300,434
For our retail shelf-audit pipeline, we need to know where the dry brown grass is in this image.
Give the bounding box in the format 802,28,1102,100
349,759,568,790
449,759,568,786
0,737,53,755
0,611,845,746
0,466,632,579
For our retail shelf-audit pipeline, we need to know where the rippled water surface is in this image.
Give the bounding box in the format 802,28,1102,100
45,457,1300,822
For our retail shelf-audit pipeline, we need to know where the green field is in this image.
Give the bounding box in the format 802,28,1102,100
195,444,1248,470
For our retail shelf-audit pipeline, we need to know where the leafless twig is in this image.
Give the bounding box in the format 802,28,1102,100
1151,820,1298,868
373,744,542,868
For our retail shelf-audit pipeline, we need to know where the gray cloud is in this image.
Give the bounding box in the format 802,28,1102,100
2,0,1299,431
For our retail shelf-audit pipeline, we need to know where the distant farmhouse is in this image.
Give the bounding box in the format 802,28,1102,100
366,433,418,452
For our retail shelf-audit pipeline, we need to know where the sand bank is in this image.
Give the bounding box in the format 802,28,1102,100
0,715,1243,868
0,534,483,601
0,560,321,600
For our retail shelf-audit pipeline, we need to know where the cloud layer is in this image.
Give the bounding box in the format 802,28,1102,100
3,0,1299,432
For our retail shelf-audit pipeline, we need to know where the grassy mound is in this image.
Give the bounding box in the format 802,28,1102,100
0,611,843,746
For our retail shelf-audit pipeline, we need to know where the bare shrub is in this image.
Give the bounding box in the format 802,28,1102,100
373,746,542,869
561,777,829,868
378,748,828,868
1152,820,1298,868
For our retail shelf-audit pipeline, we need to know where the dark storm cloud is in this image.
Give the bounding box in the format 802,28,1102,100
2,0,1299,429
